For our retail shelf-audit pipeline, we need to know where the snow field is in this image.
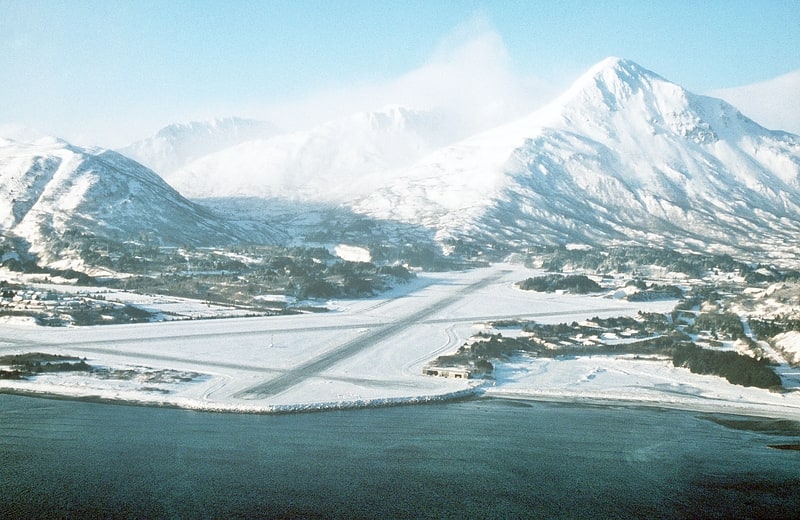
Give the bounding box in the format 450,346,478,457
486,353,800,420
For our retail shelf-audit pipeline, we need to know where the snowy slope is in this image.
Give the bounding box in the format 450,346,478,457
773,331,800,365
118,117,278,176
165,106,467,201
0,136,276,267
355,58,800,262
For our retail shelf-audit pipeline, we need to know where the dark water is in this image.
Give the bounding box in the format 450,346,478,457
1,395,799,519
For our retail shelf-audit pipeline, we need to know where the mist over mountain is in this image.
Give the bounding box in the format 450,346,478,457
0,136,277,270
118,117,279,176
163,106,468,201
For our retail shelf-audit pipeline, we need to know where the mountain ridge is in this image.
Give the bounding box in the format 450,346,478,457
4,57,800,272
712,68,800,135
118,117,279,176
0,136,278,271
163,105,469,201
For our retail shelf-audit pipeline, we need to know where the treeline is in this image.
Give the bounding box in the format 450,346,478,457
518,274,602,293
690,312,746,340
625,280,684,301
674,286,724,311
516,274,684,300
672,343,781,389
433,316,782,389
61,305,155,327
0,353,92,379
92,245,417,307
528,245,793,282
24,226,473,277
432,335,529,373
749,317,800,338
369,241,486,271
520,316,672,340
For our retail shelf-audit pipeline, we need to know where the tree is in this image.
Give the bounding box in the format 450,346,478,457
475,359,494,374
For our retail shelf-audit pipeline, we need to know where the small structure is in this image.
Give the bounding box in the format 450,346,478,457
422,365,471,379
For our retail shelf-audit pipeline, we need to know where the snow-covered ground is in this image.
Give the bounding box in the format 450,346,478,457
0,275,257,321
486,354,800,419
2,263,799,418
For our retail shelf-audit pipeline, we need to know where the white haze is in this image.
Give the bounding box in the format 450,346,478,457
711,68,800,135
0,124,48,143
254,27,558,139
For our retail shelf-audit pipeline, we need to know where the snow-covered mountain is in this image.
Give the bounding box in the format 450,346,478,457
6,58,799,269
118,117,278,176
355,58,800,263
0,136,276,269
164,106,467,201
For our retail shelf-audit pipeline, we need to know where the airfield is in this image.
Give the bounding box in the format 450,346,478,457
3,263,799,418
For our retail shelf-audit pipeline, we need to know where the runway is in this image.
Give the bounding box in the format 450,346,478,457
235,269,509,398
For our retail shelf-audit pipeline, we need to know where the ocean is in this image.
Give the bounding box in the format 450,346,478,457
1,394,799,518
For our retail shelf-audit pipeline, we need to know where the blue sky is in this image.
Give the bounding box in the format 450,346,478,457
2,0,798,147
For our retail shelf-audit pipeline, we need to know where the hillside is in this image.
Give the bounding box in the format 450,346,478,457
0,136,277,271
7,58,800,272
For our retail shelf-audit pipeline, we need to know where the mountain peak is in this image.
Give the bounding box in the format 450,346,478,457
590,56,648,74
356,58,800,263
561,57,670,109
585,57,664,83
151,116,275,140
0,135,277,269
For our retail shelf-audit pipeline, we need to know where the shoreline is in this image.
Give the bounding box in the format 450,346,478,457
481,388,800,421
3,383,799,422
0,385,483,415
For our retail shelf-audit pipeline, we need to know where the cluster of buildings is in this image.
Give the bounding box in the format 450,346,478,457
0,286,116,325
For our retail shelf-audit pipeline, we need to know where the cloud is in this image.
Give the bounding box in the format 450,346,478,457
259,20,556,135
710,69,800,135
0,124,48,142
28,17,556,148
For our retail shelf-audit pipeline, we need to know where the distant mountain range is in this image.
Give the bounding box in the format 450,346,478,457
118,117,279,177
155,106,467,201
2,57,799,271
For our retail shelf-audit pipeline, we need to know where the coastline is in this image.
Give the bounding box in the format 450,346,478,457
0,385,483,415
481,388,800,421
3,382,800,422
